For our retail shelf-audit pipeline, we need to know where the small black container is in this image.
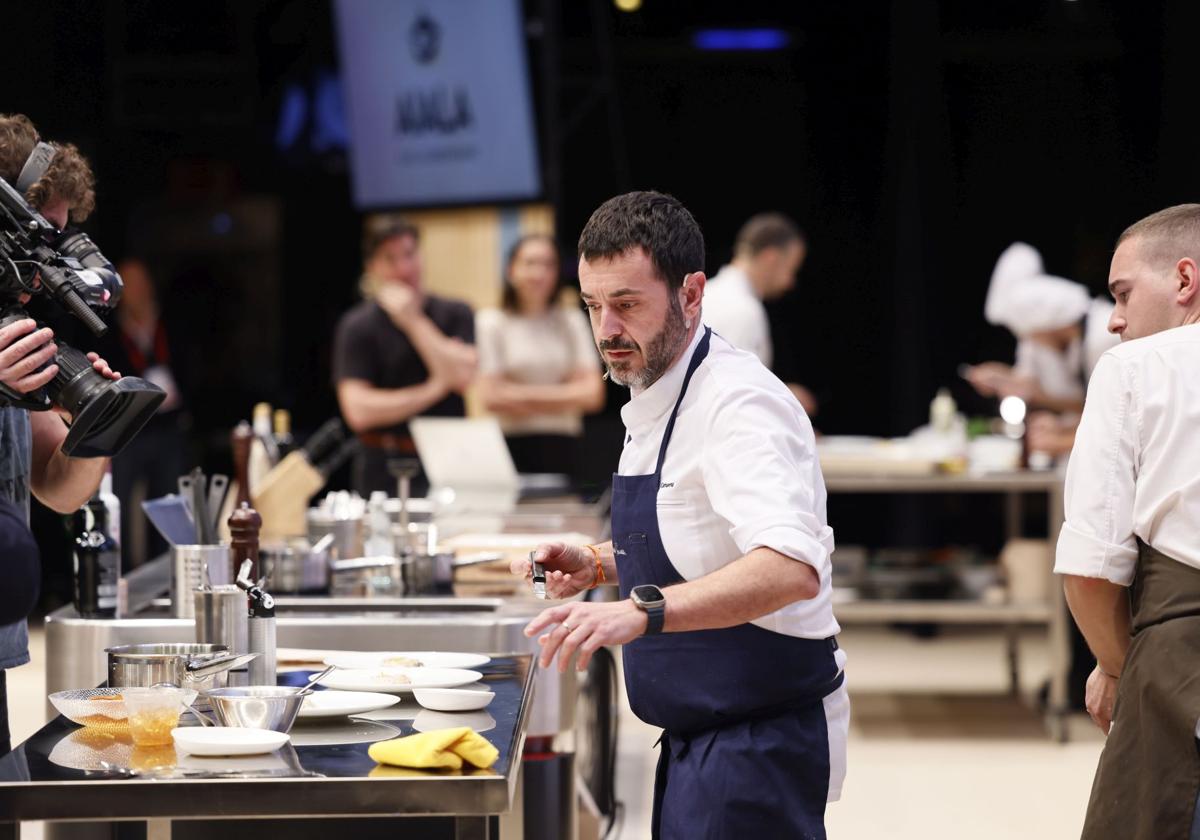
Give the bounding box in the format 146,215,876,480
73,494,120,618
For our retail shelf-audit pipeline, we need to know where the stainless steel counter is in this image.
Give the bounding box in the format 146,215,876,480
0,655,535,839
39,555,584,840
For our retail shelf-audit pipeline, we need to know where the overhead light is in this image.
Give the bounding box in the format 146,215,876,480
692,28,791,51
614,0,642,11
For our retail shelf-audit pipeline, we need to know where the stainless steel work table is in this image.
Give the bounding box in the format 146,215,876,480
0,655,535,840
824,469,1070,740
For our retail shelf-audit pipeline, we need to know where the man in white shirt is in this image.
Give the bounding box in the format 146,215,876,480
703,213,818,414
512,191,847,839
1055,204,1200,839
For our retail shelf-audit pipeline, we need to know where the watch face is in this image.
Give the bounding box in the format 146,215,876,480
632,585,664,606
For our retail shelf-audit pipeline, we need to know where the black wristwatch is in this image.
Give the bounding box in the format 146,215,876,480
630,584,666,635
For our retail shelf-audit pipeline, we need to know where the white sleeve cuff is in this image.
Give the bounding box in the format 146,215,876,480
1054,522,1138,586
744,524,833,585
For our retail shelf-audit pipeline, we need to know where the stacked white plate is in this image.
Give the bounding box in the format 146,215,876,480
316,668,482,695
322,651,491,670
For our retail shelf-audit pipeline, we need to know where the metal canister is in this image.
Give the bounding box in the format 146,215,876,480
171,544,232,618
193,586,251,686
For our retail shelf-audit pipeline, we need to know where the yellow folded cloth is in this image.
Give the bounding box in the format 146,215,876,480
368,727,499,771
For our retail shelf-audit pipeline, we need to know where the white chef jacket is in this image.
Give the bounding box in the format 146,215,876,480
701,265,773,367
1055,322,1200,584
619,325,848,800
1014,299,1119,403
619,325,839,638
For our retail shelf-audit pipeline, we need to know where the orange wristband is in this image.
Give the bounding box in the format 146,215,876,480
584,544,606,589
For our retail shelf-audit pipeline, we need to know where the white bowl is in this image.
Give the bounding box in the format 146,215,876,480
412,686,495,712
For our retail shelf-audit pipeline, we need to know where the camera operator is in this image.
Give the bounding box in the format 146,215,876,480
0,113,120,753
0,497,38,755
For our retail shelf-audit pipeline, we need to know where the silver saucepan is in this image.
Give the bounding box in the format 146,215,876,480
105,643,258,690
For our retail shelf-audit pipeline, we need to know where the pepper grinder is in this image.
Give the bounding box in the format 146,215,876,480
236,559,276,686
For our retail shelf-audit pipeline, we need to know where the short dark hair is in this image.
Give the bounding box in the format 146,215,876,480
1116,204,1200,270
0,112,96,222
734,213,804,257
501,234,561,312
361,216,420,264
577,190,705,290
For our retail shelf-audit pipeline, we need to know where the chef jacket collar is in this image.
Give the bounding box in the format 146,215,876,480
620,323,706,434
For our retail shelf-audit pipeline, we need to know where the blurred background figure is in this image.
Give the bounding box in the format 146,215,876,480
965,242,1118,458
704,213,818,416
333,217,477,495
92,257,189,570
475,234,604,477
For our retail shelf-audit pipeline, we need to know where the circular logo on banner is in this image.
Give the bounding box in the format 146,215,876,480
409,13,440,65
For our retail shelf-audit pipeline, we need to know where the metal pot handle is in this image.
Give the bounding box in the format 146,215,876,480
184,652,259,678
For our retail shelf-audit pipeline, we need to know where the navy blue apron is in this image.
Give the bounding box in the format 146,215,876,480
612,327,844,840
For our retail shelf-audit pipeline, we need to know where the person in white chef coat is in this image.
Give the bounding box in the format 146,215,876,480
964,241,1118,456
1056,204,1200,840
703,213,818,415
511,191,848,839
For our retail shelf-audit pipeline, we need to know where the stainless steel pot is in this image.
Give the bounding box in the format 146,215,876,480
105,643,258,690
306,511,363,562
329,556,403,597
261,537,331,594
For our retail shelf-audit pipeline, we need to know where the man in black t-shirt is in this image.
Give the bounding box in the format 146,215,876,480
333,218,477,494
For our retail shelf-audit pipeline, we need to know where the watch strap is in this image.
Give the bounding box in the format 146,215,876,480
643,602,665,635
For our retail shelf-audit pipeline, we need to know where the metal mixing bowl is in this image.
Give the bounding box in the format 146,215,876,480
202,686,312,733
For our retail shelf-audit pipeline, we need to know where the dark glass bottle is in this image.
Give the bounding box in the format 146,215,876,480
73,493,120,618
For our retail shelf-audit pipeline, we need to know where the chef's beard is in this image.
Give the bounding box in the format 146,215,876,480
600,296,690,391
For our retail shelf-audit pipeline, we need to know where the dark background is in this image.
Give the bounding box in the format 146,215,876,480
2,0,1197,590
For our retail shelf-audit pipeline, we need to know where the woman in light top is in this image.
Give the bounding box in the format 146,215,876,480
476,235,605,476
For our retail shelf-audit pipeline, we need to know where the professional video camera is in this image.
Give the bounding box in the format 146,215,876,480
0,146,164,457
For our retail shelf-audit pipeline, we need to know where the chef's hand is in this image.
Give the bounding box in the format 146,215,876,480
1026,411,1076,457
524,600,647,672
1085,665,1119,735
964,363,1040,401
510,542,596,599
0,319,59,394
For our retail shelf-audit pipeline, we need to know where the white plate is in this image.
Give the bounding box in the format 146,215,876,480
172,727,289,756
288,719,402,747
316,668,483,694
412,709,496,734
322,651,492,670
413,687,495,712
296,690,400,720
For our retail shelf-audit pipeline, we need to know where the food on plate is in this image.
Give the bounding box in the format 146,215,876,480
382,656,422,668
87,693,123,703
374,671,412,685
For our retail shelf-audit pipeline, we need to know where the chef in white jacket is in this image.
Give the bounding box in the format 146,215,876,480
704,213,818,415
965,242,1119,455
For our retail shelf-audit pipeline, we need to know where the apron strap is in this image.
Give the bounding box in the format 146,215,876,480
654,327,713,479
